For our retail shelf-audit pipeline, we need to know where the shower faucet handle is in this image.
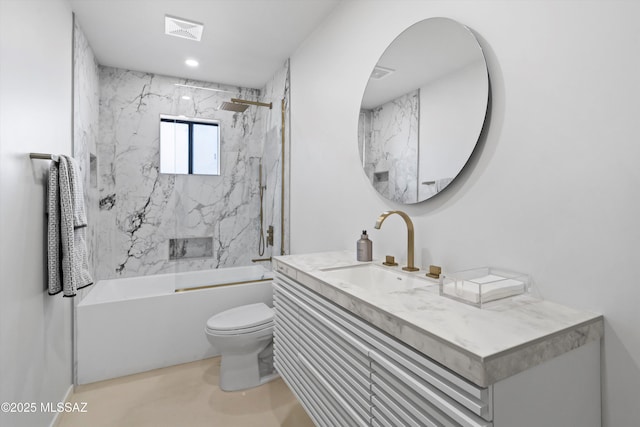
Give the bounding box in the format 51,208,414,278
267,226,274,247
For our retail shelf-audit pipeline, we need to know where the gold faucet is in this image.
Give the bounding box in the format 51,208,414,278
374,210,419,272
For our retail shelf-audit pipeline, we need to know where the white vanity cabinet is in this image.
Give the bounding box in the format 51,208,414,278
274,274,492,427
274,269,601,427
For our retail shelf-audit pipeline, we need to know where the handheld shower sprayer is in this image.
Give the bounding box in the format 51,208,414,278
257,160,267,256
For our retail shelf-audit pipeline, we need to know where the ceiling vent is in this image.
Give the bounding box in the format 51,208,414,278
370,65,395,80
164,16,204,41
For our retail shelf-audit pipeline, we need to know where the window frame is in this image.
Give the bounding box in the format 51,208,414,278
159,114,221,175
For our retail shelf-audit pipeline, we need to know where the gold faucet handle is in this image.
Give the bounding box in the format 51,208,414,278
382,255,398,266
426,265,442,279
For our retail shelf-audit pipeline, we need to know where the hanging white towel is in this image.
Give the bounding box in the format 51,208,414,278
47,155,93,296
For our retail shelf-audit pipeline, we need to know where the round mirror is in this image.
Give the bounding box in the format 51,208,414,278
358,17,488,204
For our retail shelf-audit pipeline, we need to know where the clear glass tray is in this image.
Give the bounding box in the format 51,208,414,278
440,267,529,308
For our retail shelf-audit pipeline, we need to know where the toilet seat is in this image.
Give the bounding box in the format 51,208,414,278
206,323,273,336
206,303,274,335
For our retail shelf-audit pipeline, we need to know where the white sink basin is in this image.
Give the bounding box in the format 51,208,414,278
315,263,436,293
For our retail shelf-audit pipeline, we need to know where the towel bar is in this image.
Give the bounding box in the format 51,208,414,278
29,153,59,162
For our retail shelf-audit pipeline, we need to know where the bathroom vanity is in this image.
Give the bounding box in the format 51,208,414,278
272,251,603,427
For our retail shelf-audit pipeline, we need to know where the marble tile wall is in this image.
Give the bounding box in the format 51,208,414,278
97,64,289,279
360,90,419,203
73,18,99,281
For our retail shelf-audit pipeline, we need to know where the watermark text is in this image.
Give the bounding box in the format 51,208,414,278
1,401,88,413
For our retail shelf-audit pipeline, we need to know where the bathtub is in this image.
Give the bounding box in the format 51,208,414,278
77,265,273,385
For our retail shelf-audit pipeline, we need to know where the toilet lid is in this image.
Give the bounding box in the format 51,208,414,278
206,302,274,332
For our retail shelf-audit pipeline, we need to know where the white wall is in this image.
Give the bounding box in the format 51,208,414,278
290,1,640,426
0,1,73,426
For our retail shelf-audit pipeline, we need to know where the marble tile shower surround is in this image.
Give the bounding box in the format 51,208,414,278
97,64,289,279
73,19,100,282
360,90,419,203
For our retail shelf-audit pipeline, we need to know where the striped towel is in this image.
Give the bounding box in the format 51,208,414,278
47,155,93,296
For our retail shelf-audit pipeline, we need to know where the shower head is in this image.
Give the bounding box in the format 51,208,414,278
218,98,272,112
218,101,249,112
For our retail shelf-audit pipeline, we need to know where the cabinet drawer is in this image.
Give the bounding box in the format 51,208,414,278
276,275,374,348
274,260,297,280
372,355,492,427
371,341,491,412
372,378,457,427
300,311,370,373
276,278,371,375
297,314,371,392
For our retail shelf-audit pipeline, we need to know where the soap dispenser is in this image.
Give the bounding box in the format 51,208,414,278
357,230,372,261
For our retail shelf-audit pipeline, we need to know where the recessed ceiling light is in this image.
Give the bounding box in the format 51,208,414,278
185,59,199,67
181,95,191,100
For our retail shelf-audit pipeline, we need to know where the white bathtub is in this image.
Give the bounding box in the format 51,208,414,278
77,265,273,385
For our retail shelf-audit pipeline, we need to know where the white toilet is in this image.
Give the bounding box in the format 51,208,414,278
205,302,278,391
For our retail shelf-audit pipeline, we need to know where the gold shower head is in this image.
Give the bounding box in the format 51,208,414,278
218,98,272,112
218,101,249,112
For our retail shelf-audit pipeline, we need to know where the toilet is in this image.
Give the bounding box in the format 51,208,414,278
205,302,278,391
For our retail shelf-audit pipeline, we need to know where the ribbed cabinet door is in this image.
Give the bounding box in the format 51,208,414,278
274,278,371,427
370,352,492,427
273,282,323,423
275,281,339,427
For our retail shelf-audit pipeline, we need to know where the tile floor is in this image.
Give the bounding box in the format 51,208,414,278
55,357,314,427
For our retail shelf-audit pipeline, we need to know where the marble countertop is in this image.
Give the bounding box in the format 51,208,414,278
273,251,603,387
